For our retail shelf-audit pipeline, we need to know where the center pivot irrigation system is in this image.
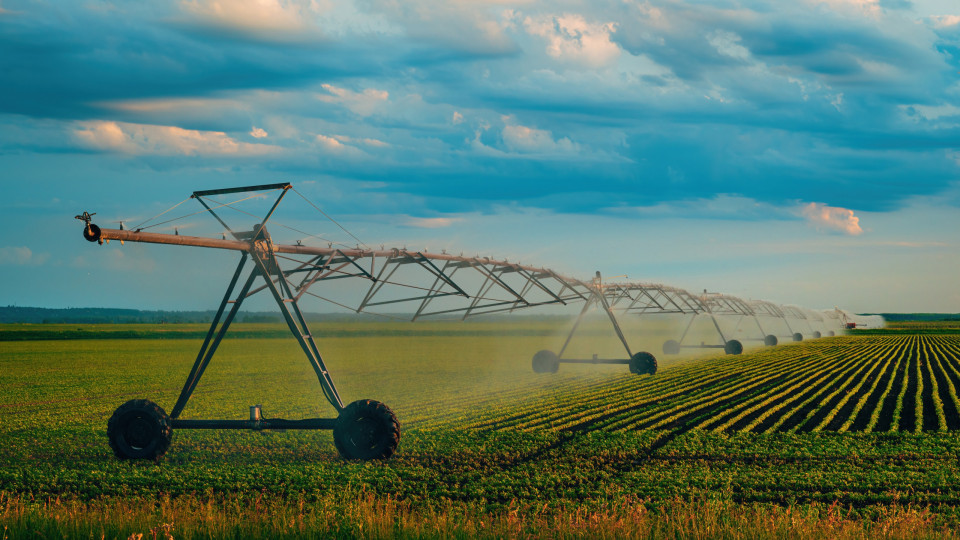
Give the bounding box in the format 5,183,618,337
77,183,843,462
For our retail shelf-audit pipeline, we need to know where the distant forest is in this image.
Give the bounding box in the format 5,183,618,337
0,306,957,324
0,306,362,324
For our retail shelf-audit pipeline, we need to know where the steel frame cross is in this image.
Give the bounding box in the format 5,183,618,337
167,184,345,428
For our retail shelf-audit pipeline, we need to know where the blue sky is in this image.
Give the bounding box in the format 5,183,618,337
1,0,958,313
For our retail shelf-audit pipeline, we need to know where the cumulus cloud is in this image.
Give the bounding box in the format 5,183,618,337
316,133,344,150
801,202,864,235
0,246,49,266
73,121,278,156
249,126,268,138
501,123,580,155
314,133,372,157
180,0,322,39
930,15,960,28
405,216,464,228
523,13,620,67
610,194,792,221
318,84,389,117
102,97,240,113
359,0,516,55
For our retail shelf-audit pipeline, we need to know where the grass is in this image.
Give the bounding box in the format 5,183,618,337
3,319,960,538
3,491,954,539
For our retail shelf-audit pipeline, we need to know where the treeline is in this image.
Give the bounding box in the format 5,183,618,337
878,313,960,322
2,306,956,325
0,306,367,324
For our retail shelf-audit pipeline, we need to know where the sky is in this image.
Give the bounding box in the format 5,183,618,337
1,0,958,314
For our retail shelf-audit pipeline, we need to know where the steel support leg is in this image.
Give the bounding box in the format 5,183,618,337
597,292,633,358
678,313,697,344
251,249,345,411
558,296,597,357
709,314,728,344
170,254,255,419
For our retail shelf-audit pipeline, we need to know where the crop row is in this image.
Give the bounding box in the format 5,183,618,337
466,335,960,434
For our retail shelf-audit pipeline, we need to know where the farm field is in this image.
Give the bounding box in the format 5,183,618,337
3,319,960,538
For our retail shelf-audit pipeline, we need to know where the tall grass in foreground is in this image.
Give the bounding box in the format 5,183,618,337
1,491,953,540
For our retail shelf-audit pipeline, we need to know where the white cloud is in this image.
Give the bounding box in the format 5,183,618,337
318,84,389,117
328,134,388,147
249,126,268,138
103,249,156,273
100,97,240,113
900,103,960,123
808,0,882,16
523,13,620,67
801,202,863,235
931,15,960,28
707,30,751,60
405,216,464,228
0,246,49,266
180,0,322,37
452,111,464,124
316,133,344,150
501,123,580,154
73,121,278,156
314,133,370,157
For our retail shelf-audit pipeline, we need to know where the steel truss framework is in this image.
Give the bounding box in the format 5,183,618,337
77,183,843,461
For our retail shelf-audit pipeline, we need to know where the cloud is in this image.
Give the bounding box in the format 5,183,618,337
179,0,323,40
930,15,960,29
801,202,864,235
314,133,370,157
316,133,345,150
0,246,49,266
359,0,516,55
405,216,464,228
318,84,389,117
501,123,580,155
523,13,620,67
73,121,279,156
250,126,268,138
609,194,793,221
101,97,240,113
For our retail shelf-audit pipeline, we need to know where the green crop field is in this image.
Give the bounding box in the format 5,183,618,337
3,320,960,538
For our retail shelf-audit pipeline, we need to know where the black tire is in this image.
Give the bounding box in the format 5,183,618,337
107,399,173,461
764,334,778,347
724,340,744,355
334,399,401,461
629,352,657,375
813,331,822,339
662,340,681,355
793,333,803,342
83,223,102,243
828,331,835,337
532,350,560,373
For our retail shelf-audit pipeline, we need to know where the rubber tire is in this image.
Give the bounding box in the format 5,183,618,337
629,352,657,375
764,334,778,347
532,350,560,373
724,340,744,355
333,399,401,461
662,340,681,355
107,399,173,461
793,333,803,342
828,331,835,337
83,223,102,243
813,331,822,339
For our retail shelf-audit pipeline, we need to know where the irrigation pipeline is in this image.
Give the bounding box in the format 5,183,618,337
89,227,698,317
85,224,846,327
